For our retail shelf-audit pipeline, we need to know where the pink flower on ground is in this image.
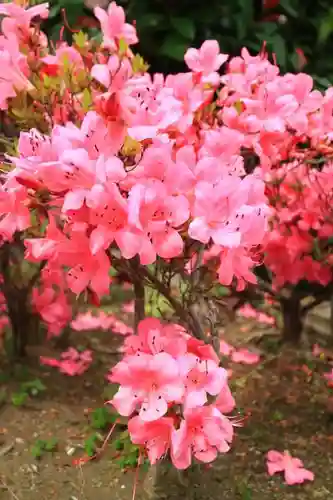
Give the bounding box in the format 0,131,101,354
231,348,260,365
109,352,184,421
122,301,135,313
323,368,333,383
40,348,93,376
109,316,134,335
312,344,324,358
220,339,234,357
71,311,114,331
266,450,314,485
128,416,174,464
238,304,275,325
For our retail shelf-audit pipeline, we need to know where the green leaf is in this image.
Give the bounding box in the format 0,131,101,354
118,38,128,56
313,75,332,90
90,407,114,430
48,4,61,18
313,238,322,260
44,438,58,452
11,391,28,407
114,439,124,451
318,10,333,44
170,17,195,41
272,410,284,421
137,13,164,29
279,0,298,17
73,31,88,49
84,434,99,457
160,34,190,61
82,89,92,113
271,35,286,68
215,285,230,297
22,379,46,396
31,443,44,460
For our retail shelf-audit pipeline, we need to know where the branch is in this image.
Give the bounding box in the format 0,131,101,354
256,278,280,299
129,257,145,331
139,265,208,343
27,260,47,292
301,286,333,314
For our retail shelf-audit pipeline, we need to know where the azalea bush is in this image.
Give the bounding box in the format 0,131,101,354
1,0,333,476
261,152,333,342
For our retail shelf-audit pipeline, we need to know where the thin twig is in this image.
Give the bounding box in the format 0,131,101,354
0,477,20,500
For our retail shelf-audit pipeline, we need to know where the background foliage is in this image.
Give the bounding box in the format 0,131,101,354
35,0,333,85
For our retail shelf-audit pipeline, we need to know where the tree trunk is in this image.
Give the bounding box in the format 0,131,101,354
5,287,42,358
330,294,333,347
142,460,199,500
281,294,303,344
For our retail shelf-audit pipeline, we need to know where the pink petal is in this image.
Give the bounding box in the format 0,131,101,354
139,393,168,422
111,386,139,416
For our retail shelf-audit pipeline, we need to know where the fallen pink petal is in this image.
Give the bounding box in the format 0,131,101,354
266,450,315,485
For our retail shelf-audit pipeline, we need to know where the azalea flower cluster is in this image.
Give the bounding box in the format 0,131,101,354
264,159,333,289
0,1,49,109
108,318,236,468
0,1,273,339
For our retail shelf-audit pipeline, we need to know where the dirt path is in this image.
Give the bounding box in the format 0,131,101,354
1,331,333,499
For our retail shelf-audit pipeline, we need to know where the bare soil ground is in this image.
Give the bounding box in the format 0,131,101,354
1,321,333,500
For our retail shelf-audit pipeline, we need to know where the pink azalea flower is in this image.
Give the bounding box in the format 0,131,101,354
66,248,111,297
124,317,187,357
186,337,220,364
128,416,174,464
88,183,140,258
94,2,138,50
33,288,71,337
266,450,314,485
127,182,190,263
0,2,49,41
109,352,184,421
171,405,233,469
0,186,31,240
42,45,84,73
179,353,227,409
0,34,34,109
215,384,236,414
185,40,228,82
